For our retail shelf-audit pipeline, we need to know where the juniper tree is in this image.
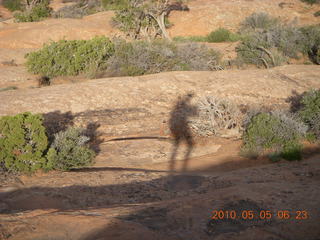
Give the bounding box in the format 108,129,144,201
113,0,189,40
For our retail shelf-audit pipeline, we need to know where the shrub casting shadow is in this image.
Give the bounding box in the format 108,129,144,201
43,110,103,154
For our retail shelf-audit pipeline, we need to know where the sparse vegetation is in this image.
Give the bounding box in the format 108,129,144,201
46,127,95,171
26,36,115,77
53,0,130,18
0,111,97,174
173,35,208,43
207,28,240,43
101,0,129,10
0,86,18,92
3,0,23,11
14,0,52,22
0,112,48,173
175,42,222,71
241,111,307,161
300,25,320,65
314,10,320,17
105,39,221,77
190,96,242,136
106,39,178,76
112,0,188,40
241,12,279,31
236,12,320,67
296,89,320,140
236,30,290,68
26,37,221,78
300,0,320,5
53,0,102,18
173,29,240,43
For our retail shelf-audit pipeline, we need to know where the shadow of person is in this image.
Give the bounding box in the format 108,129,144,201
169,93,198,173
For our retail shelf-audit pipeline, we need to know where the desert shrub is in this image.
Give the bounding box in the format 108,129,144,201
241,12,279,31
3,0,23,11
207,28,240,43
265,24,304,58
106,39,178,76
296,89,320,140
236,35,288,67
101,0,129,10
173,35,208,43
309,112,320,139
112,4,153,39
0,112,48,173
105,40,221,76
14,0,52,22
297,89,320,125
112,0,186,40
238,12,320,67
26,36,115,77
46,127,95,170
300,0,320,4
236,23,305,67
300,25,320,64
175,42,221,71
190,96,242,136
315,11,320,17
53,0,102,18
242,111,307,161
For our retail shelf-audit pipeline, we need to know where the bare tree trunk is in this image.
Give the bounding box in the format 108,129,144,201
257,46,275,67
149,12,171,41
156,12,171,41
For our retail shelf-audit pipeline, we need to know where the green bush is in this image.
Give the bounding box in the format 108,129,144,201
297,89,320,140
112,3,152,39
242,111,307,161
300,25,320,64
207,28,240,43
46,127,95,170
25,37,221,78
298,89,320,124
0,112,48,173
314,11,320,17
26,36,115,77
14,0,52,22
3,0,23,12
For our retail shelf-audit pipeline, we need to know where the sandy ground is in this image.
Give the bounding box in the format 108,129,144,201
0,0,320,239
168,0,320,36
0,65,320,240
